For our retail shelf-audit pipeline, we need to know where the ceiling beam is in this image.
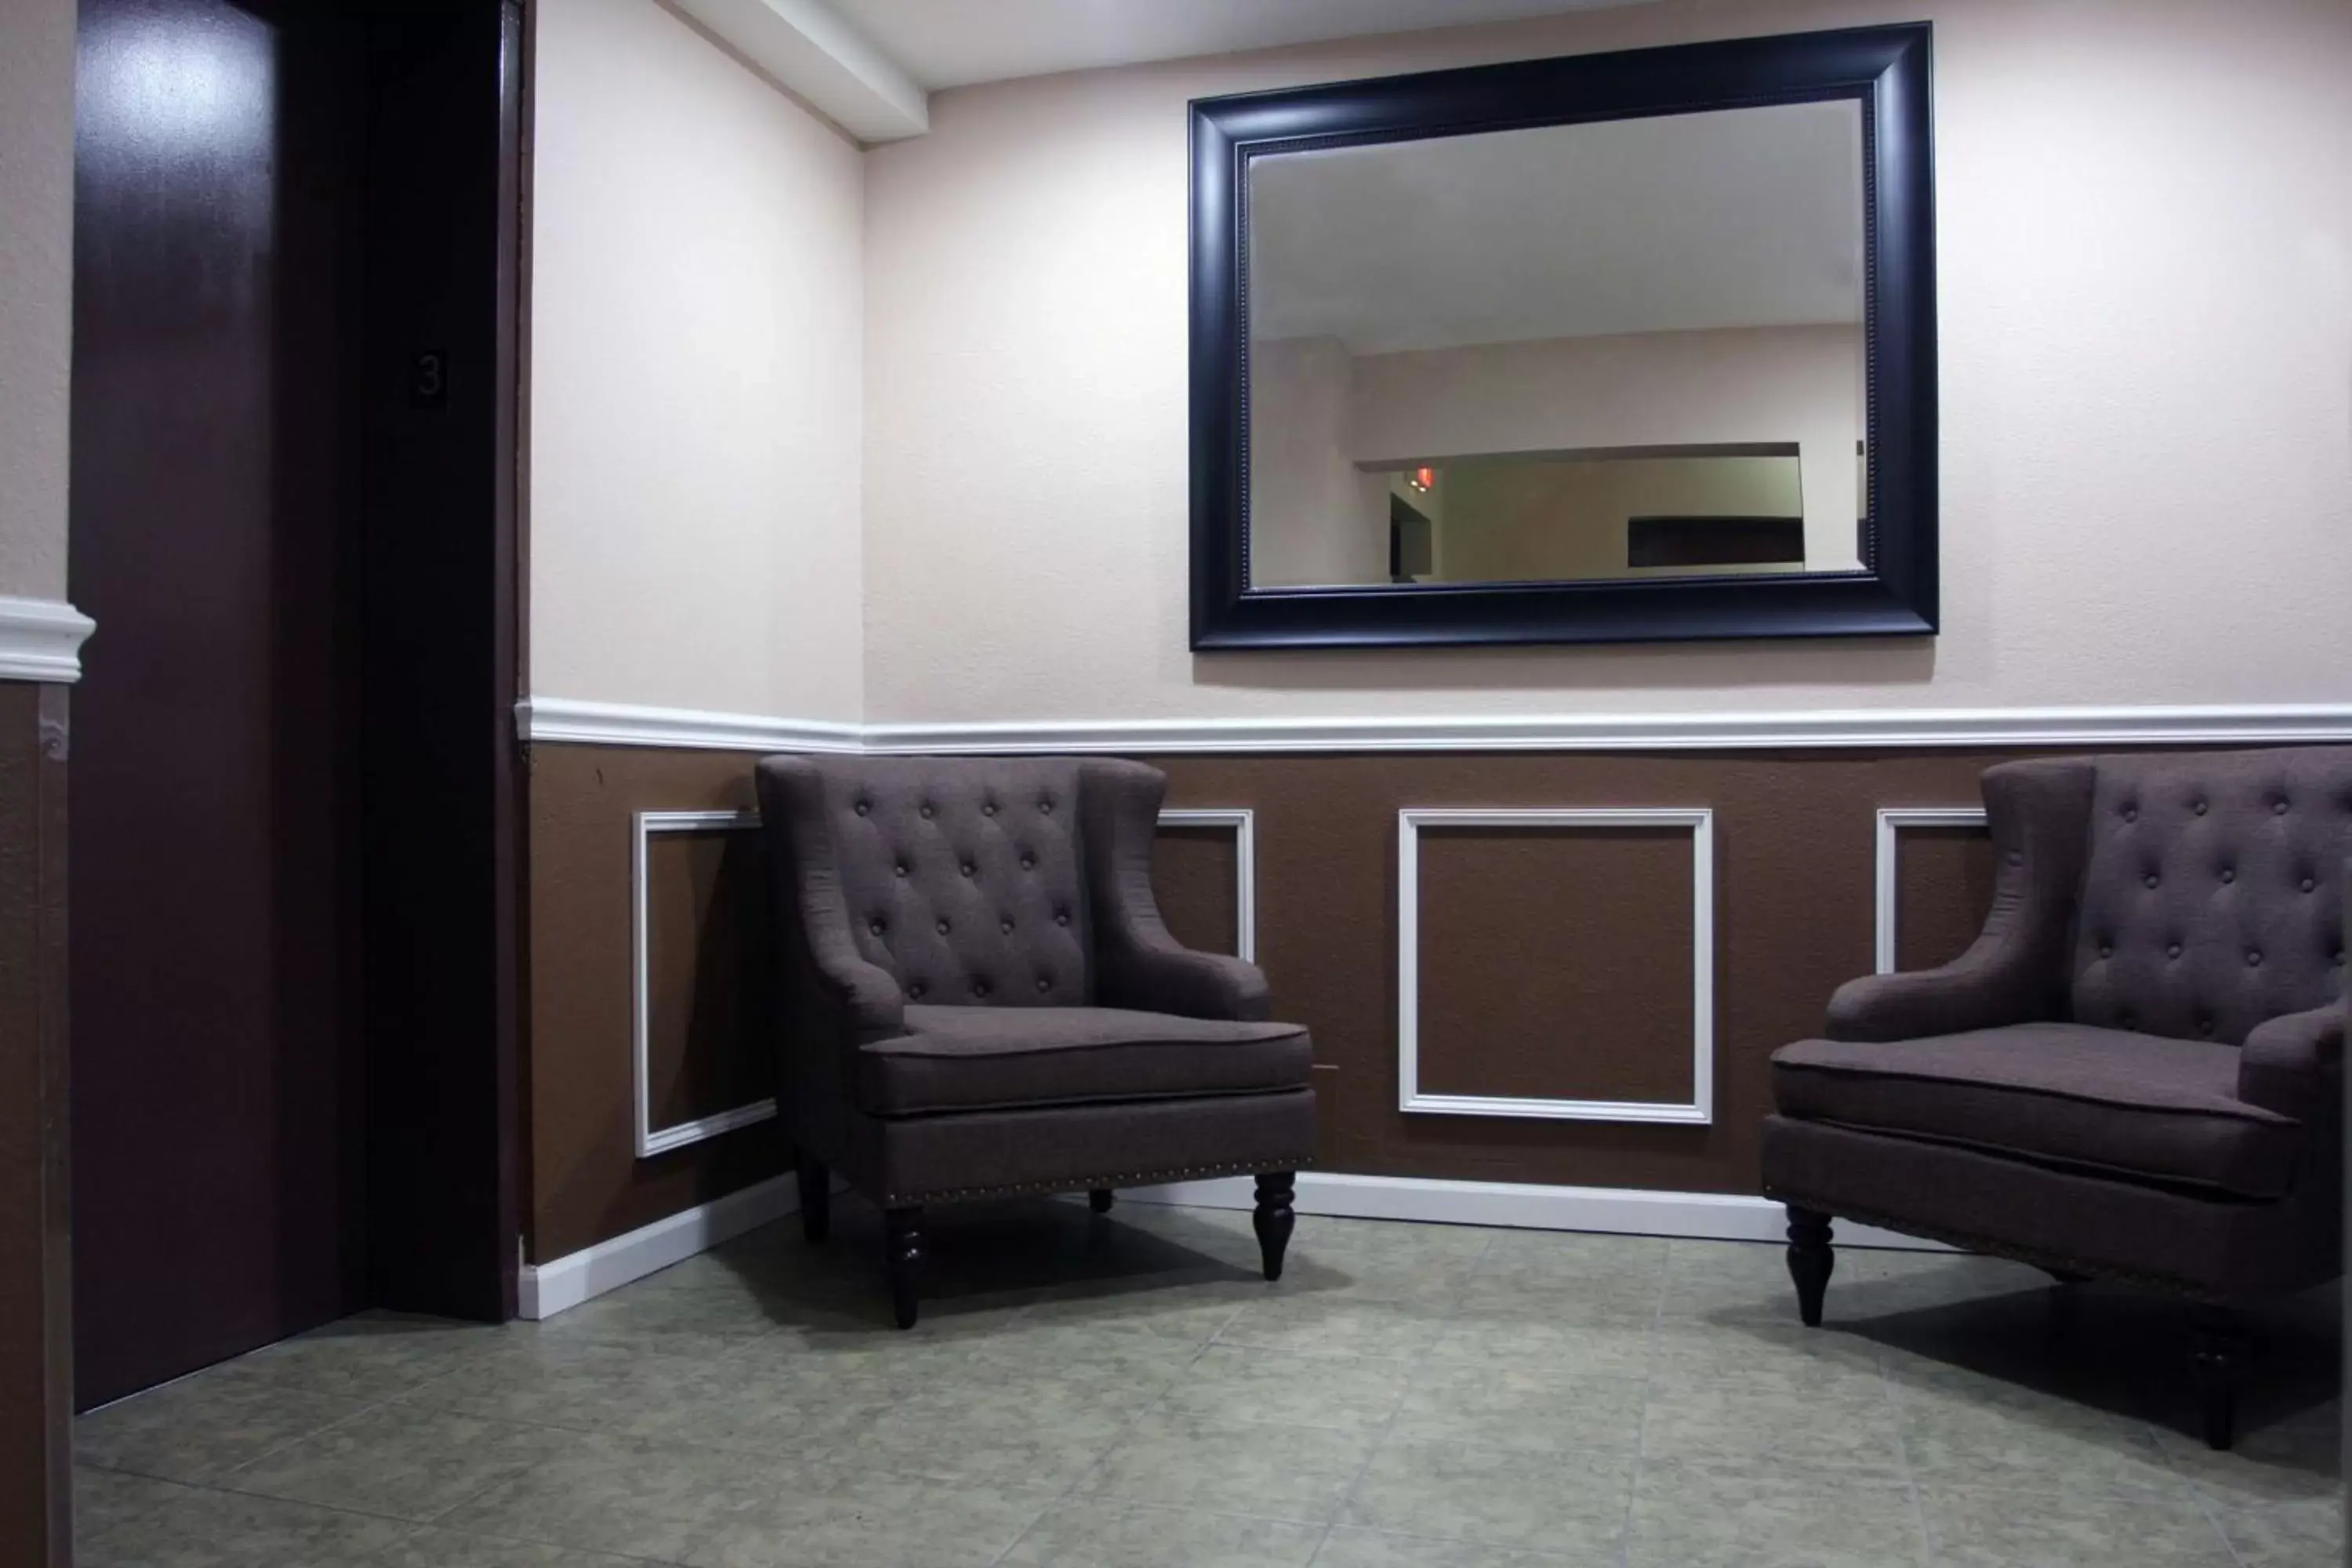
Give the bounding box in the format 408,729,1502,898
672,0,928,143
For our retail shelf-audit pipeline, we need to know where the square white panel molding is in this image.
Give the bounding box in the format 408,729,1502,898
1156,807,1257,961
633,809,775,1158
1873,806,1989,974
1396,807,1715,1124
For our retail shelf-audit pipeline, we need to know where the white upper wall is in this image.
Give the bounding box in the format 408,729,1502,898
529,0,866,720
0,0,78,601
861,0,2352,724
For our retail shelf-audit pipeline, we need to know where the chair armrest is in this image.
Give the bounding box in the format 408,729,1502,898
1828,946,2054,1043
2239,1001,2345,1121
1080,759,1272,1022
1828,758,2096,1042
754,758,907,1040
1103,946,1272,1022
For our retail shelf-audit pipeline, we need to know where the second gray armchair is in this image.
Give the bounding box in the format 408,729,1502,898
753,754,1316,1327
1762,746,2348,1448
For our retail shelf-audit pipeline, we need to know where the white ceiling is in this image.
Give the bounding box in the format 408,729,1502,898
677,0,930,141
1248,100,1867,355
825,0,1649,91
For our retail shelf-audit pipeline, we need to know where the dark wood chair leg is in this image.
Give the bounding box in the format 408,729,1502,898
884,1207,924,1330
2188,1308,2250,1451
796,1149,830,1244
1088,1188,1115,1214
1784,1205,1835,1327
1253,1171,1296,1282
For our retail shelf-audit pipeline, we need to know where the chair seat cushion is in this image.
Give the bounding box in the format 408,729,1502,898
858,1006,1314,1116
1770,1024,2302,1199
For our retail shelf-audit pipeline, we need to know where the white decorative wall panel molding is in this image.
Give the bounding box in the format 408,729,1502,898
1396,806,1715,1125
633,808,776,1158
1874,805,1991,974
1155,806,1257,961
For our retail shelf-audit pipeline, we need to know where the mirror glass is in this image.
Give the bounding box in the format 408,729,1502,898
1245,100,1867,590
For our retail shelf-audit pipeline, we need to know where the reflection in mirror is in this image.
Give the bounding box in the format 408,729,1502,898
1372,447,1818,584
1246,100,1867,591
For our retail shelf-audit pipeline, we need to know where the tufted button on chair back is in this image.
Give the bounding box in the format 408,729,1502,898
816,757,1092,1007
2071,749,2351,1045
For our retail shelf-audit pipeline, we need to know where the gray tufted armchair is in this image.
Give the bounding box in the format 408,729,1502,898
753,754,1316,1327
1762,747,2348,1448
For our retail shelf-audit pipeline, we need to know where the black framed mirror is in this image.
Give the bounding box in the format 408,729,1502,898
1189,24,1936,650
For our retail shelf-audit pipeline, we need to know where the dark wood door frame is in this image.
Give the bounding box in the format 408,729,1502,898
357,0,526,1323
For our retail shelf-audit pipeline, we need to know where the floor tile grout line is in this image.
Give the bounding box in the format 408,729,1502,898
189,1377,1027,1525
1307,1229,1500,1565
193,1399,634,1537
1873,1291,1937,1568
64,1466,184,1552
1014,1489,1381,1536
365,1514,693,1567
1616,1236,1673,1568
408,1360,1232,1504
984,1299,1240,1566
2148,1411,2252,1568
990,1493,1610,1559
85,1371,433,1504
84,1458,482,1535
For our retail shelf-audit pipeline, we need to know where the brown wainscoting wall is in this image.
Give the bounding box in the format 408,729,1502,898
527,744,782,1262
1895,823,1998,972
1145,751,2014,1189
1149,825,1243,958
0,683,72,1566
525,739,2031,1261
642,826,775,1134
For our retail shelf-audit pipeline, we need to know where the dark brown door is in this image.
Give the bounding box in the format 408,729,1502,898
69,0,370,1407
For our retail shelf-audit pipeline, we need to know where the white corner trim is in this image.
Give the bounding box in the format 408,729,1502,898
1397,808,1715,1125
1155,808,1257,962
1874,806,1991,974
670,0,927,143
633,809,777,1159
523,697,862,754
0,597,95,684
520,1172,801,1319
1120,1171,1947,1251
524,698,2352,757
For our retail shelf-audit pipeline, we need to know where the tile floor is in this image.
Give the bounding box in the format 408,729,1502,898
74,1198,2343,1566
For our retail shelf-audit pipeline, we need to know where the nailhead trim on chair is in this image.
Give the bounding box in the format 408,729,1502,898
884,1156,1312,1208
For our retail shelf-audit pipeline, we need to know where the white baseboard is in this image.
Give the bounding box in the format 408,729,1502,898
521,1167,1944,1318
1122,1170,1947,1251
519,1173,801,1319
